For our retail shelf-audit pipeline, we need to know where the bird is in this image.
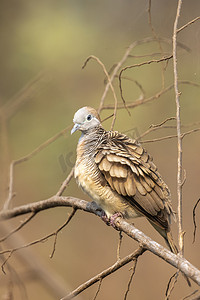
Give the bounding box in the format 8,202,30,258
71,106,177,254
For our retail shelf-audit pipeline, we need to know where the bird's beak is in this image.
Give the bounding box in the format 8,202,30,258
71,123,80,134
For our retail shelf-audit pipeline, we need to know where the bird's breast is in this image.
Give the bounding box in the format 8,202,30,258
74,156,140,219
74,157,103,203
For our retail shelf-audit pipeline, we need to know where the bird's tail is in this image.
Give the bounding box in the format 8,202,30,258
165,231,191,287
148,220,178,253
165,231,178,254
148,220,191,286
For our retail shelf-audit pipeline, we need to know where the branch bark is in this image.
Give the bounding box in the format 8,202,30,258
1,196,200,286
173,0,184,254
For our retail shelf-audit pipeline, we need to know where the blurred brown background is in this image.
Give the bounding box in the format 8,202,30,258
0,0,200,299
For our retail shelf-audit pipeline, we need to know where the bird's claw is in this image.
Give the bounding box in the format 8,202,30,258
109,212,123,230
100,211,123,229
100,212,110,225
89,202,123,229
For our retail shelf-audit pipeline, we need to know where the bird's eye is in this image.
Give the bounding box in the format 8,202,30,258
86,114,92,121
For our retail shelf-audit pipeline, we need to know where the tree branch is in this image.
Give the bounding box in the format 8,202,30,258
3,125,72,210
82,55,118,130
173,0,184,254
1,196,200,286
61,247,145,300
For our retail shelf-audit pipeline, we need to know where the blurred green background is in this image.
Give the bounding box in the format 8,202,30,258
0,0,200,299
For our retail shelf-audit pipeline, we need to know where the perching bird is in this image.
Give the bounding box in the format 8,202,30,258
71,106,177,253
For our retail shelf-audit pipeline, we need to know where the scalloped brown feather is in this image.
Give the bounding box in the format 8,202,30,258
73,107,177,253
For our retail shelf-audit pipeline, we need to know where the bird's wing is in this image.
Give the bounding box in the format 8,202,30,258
94,132,173,229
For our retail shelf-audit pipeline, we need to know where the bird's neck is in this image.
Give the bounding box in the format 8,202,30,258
77,125,106,157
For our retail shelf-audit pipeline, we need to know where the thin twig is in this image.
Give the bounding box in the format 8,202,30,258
50,208,76,258
93,278,103,300
56,167,74,196
138,117,176,139
117,231,123,261
182,289,199,300
119,55,172,105
128,51,171,58
192,199,200,244
0,209,76,270
177,16,200,33
105,83,174,110
172,0,184,254
4,125,71,210
97,36,181,115
123,261,137,300
61,247,145,300
141,127,200,144
0,223,70,298
102,80,199,110
148,0,166,88
82,55,118,130
165,271,179,300
0,212,36,243
101,113,114,124
119,76,146,100
97,37,157,114
1,252,13,275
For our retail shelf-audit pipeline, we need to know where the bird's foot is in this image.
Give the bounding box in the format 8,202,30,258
109,212,123,230
87,202,123,228
100,211,110,225
88,202,110,225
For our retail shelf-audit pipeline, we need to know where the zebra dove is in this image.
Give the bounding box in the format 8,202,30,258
71,106,177,253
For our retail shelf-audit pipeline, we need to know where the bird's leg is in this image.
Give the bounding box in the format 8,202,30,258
87,201,110,224
109,212,123,229
100,211,110,225
86,201,123,227
101,212,123,228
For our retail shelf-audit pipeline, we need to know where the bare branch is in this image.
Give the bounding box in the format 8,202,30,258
141,127,200,144
148,0,166,88
56,167,74,196
0,223,71,298
97,36,186,116
50,208,76,258
116,217,200,285
104,83,174,110
192,198,200,244
138,117,176,140
128,52,171,59
82,55,118,130
165,271,179,300
1,197,200,285
61,247,145,300
97,37,161,114
0,209,76,270
181,128,200,139
119,76,146,100
102,80,199,110
177,16,200,33
182,289,200,300
172,0,184,254
0,212,36,243
123,261,138,300
119,55,172,105
117,231,123,261
4,125,71,210
0,196,82,220
92,278,102,300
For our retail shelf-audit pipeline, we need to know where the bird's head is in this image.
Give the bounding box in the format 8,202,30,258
71,107,101,134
